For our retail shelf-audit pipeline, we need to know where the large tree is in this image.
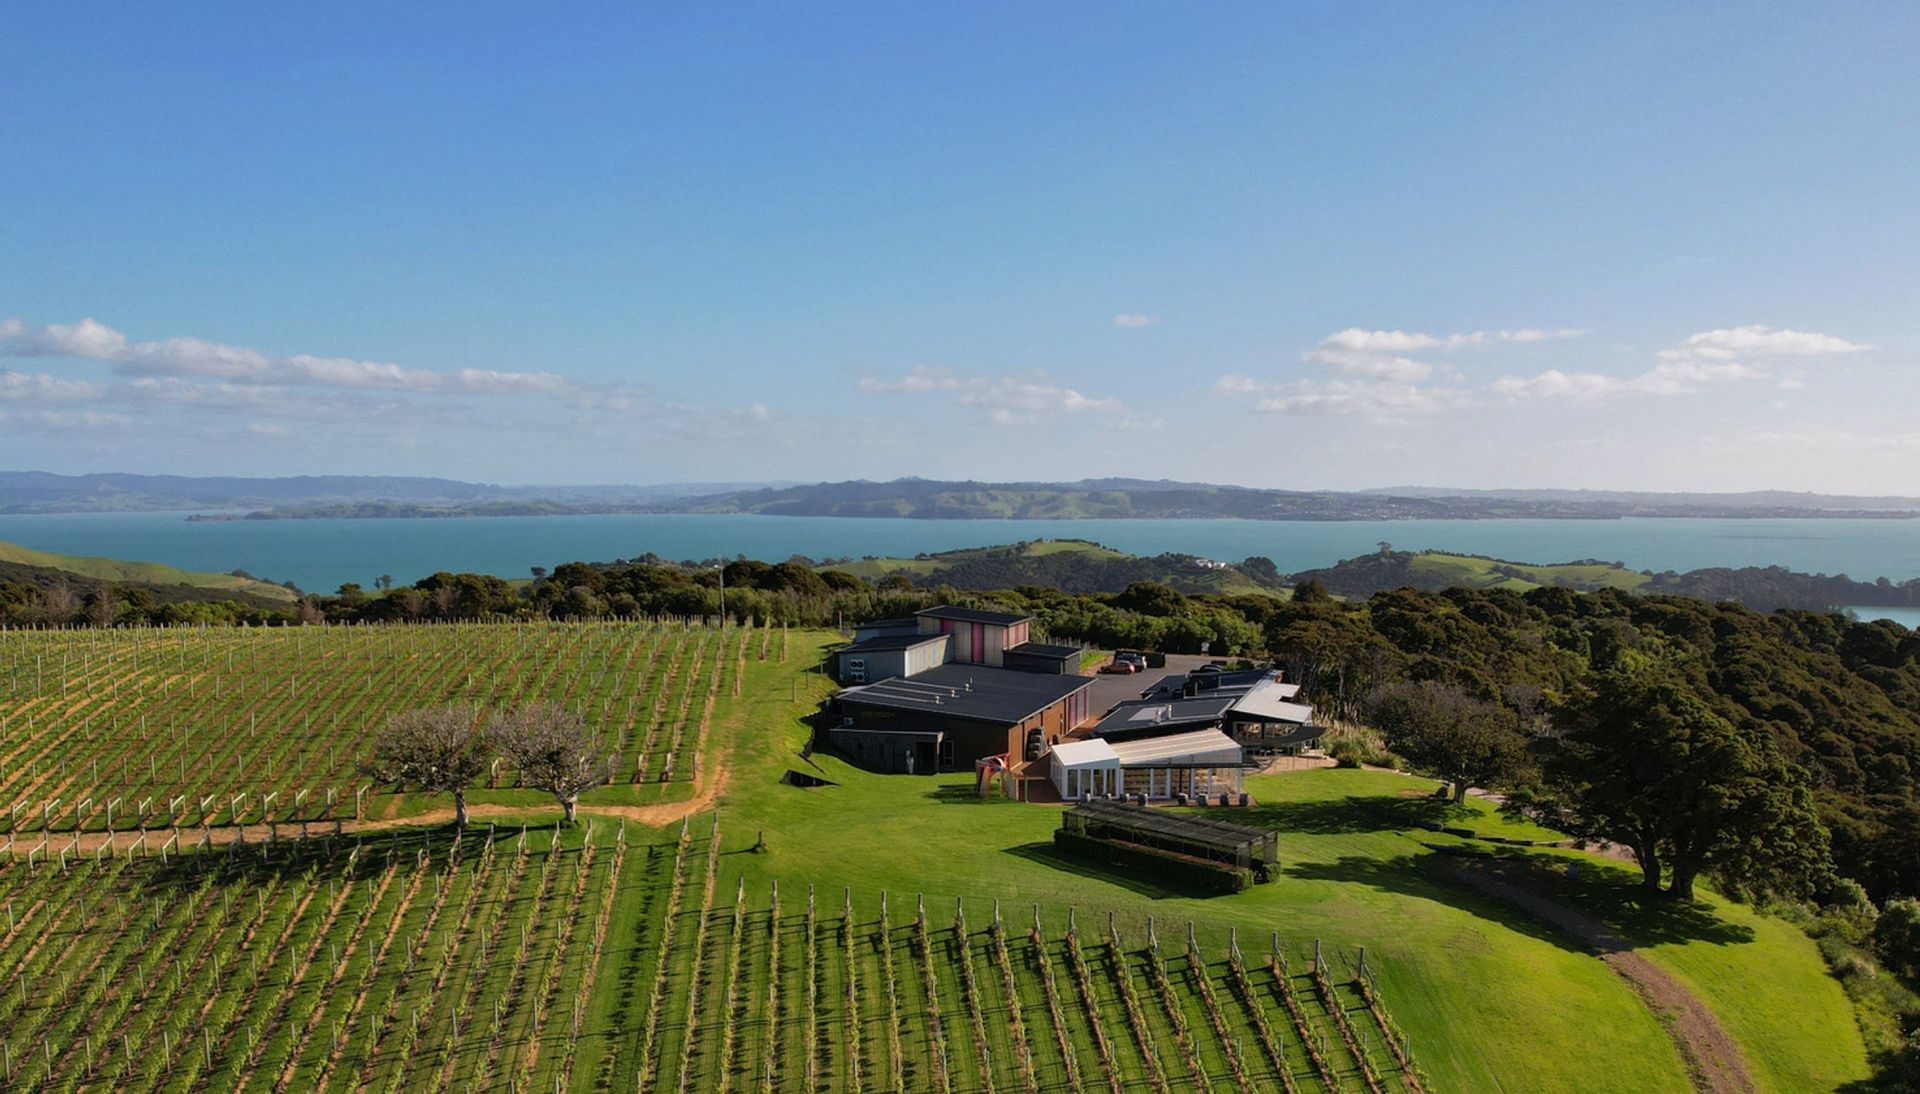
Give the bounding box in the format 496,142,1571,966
1548,671,1829,900
489,702,605,824
360,704,492,827
1363,680,1530,802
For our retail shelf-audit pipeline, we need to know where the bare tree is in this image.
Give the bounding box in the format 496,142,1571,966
489,702,604,824
39,581,77,624
360,704,492,826
397,588,427,619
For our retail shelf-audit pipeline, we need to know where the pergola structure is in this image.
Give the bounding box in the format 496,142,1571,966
1060,799,1279,873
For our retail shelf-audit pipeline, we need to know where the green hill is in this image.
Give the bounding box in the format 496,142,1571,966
0,539,299,602
822,538,1284,596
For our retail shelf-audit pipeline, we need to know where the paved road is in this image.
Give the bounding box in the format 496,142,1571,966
1080,652,1218,720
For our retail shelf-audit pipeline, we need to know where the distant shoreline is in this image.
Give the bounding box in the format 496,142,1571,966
179,505,1920,523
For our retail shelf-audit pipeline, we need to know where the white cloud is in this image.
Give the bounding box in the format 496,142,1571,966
1493,360,1763,400
1223,375,1460,418
0,316,576,395
1660,325,1869,362
858,366,1121,425
1113,313,1158,328
0,369,108,403
1308,326,1587,359
1491,323,1863,401
1312,351,1434,381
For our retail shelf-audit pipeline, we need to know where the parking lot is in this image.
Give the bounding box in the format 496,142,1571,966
1080,652,1221,720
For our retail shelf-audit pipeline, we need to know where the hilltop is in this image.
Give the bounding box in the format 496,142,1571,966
819,538,1286,595
1293,548,1920,614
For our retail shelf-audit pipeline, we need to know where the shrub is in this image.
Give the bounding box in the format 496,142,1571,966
1875,898,1920,984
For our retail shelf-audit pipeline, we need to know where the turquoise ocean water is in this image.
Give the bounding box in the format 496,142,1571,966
0,511,1916,599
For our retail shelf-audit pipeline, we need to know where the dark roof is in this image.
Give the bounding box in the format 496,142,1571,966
915,604,1034,627
1093,695,1237,738
837,663,1091,725
1005,641,1082,660
1141,668,1267,701
837,633,949,654
854,617,918,631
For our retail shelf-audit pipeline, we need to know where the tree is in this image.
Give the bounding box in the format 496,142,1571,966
360,704,492,827
489,702,604,823
1547,671,1830,900
1875,898,1920,984
375,574,394,591
1363,680,1529,802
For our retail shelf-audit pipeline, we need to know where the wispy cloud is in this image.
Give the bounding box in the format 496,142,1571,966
858,366,1122,425
1493,324,1863,401
1218,375,1462,419
1659,324,1869,362
1112,313,1159,328
1,316,577,395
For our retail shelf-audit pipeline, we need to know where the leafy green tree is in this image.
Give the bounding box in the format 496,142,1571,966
360,704,492,827
1875,898,1920,984
1363,680,1530,801
1548,672,1830,900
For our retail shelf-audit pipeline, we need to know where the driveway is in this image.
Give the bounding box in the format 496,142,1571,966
1079,652,1219,721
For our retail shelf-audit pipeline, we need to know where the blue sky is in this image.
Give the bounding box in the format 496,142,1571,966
3,3,1916,491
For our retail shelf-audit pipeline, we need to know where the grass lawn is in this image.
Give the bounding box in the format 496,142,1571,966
697,632,1870,1091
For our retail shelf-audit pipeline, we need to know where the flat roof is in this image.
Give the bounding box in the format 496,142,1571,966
1230,676,1314,724
1107,728,1242,766
1094,695,1237,736
854,617,919,631
837,663,1091,725
837,633,949,654
1050,738,1120,768
1006,641,1082,660
915,604,1034,627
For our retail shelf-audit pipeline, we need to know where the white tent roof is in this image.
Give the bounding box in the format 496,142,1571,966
1049,738,1120,769
1231,677,1314,724
1107,728,1241,766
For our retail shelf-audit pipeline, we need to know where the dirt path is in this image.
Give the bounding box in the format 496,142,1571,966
12,742,734,855
1440,859,1755,1094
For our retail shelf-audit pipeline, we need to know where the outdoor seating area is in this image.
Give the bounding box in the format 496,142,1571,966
1054,799,1280,891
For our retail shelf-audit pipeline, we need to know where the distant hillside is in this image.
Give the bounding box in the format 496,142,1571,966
1291,549,1920,614
0,540,299,602
668,477,1920,521
820,539,1286,595
0,471,777,514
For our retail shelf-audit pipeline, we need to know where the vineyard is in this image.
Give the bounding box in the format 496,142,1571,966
0,813,1420,1091
0,620,773,835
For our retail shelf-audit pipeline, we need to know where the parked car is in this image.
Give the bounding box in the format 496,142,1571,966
1099,659,1139,674
1115,651,1148,668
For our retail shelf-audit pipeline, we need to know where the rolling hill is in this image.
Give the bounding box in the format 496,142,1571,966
820,539,1286,595
0,539,300,602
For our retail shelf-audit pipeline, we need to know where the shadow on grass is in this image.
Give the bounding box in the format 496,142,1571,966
922,783,1004,805
1289,850,1754,952
1002,840,1227,900
1285,852,1592,954
1240,792,1448,835
1545,862,1757,948
125,820,604,898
